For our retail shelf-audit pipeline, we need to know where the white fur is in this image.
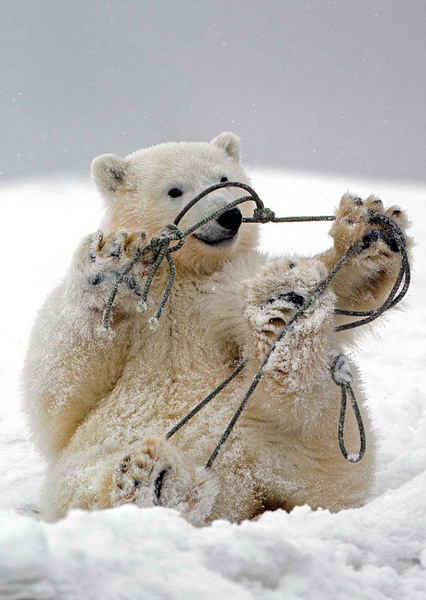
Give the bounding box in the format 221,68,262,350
23,133,410,523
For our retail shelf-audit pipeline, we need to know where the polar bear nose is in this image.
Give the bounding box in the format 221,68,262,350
216,208,242,233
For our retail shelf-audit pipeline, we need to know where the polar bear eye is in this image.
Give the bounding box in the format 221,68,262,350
220,176,228,183
168,187,183,198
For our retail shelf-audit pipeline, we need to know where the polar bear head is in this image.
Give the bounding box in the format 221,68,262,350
91,133,259,275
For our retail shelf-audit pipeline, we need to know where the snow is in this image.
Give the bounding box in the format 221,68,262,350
0,170,425,599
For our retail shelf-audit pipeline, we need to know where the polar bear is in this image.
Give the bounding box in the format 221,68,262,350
23,133,409,524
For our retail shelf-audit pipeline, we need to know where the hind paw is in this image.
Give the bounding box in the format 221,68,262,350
112,438,168,505
111,438,217,525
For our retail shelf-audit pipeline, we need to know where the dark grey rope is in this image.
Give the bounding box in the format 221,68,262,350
100,182,335,331
334,210,410,331
173,181,263,226
243,215,336,223
331,352,366,462
165,358,249,439
166,211,408,468
165,242,363,468
99,246,145,332
95,181,409,467
136,227,183,328
204,242,361,469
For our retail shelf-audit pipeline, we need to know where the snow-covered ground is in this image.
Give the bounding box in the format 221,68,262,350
0,170,425,599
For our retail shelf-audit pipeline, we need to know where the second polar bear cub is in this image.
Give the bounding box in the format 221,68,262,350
23,133,409,524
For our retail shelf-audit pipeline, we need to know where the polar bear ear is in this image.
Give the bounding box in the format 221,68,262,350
91,154,128,196
211,132,241,162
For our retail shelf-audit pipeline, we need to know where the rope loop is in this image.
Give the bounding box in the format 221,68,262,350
334,210,410,331
149,224,185,256
161,224,186,252
330,352,366,463
149,235,165,254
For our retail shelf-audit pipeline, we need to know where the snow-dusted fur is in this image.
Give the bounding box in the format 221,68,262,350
22,133,410,524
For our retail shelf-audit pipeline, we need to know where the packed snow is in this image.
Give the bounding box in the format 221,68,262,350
0,170,425,599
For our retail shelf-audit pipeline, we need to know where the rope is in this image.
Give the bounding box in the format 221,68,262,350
99,182,334,331
202,212,408,467
98,247,145,332
95,181,409,467
243,215,336,223
330,352,366,462
204,242,362,469
173,181,263,226
164,208,408,468
334,210,410,332
165,358,249,439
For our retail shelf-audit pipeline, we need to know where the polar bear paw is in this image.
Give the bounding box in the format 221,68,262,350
330,193,410,258
244,258,335,362
328,194,411,305
69,230,150,311
111,437,217,526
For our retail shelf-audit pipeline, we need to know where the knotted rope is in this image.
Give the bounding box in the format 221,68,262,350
166,230,398,468
96,182,410,466
100,181,335,331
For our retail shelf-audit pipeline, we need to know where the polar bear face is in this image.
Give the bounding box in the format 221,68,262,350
91,133,259,274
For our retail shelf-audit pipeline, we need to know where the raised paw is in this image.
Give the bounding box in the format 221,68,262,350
111,438,217,526
244,258,336,363
88,230,148,289
69,229,149,312
326,193,411,308
330,193,410,258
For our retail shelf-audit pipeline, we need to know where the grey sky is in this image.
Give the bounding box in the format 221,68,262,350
1,0,425,181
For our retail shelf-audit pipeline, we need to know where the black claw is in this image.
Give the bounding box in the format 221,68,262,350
119,457,131,473
124,276,137,290
89,274,104,286
153,467,170,506
279,291,305,306
122,275,142,297
267,291,305,307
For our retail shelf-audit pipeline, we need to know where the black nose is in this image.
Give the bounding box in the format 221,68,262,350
216,208,242,233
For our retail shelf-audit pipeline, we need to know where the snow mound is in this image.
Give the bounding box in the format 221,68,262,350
0,172,425,599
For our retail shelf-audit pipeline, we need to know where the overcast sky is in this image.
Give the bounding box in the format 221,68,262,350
1,0,425,182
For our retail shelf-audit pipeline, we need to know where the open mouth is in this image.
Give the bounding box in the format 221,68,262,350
193,232,237,247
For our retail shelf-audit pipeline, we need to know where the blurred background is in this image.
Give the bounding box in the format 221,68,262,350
1,0,425,182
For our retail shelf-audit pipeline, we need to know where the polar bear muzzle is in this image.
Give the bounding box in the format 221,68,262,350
193,207,242,247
